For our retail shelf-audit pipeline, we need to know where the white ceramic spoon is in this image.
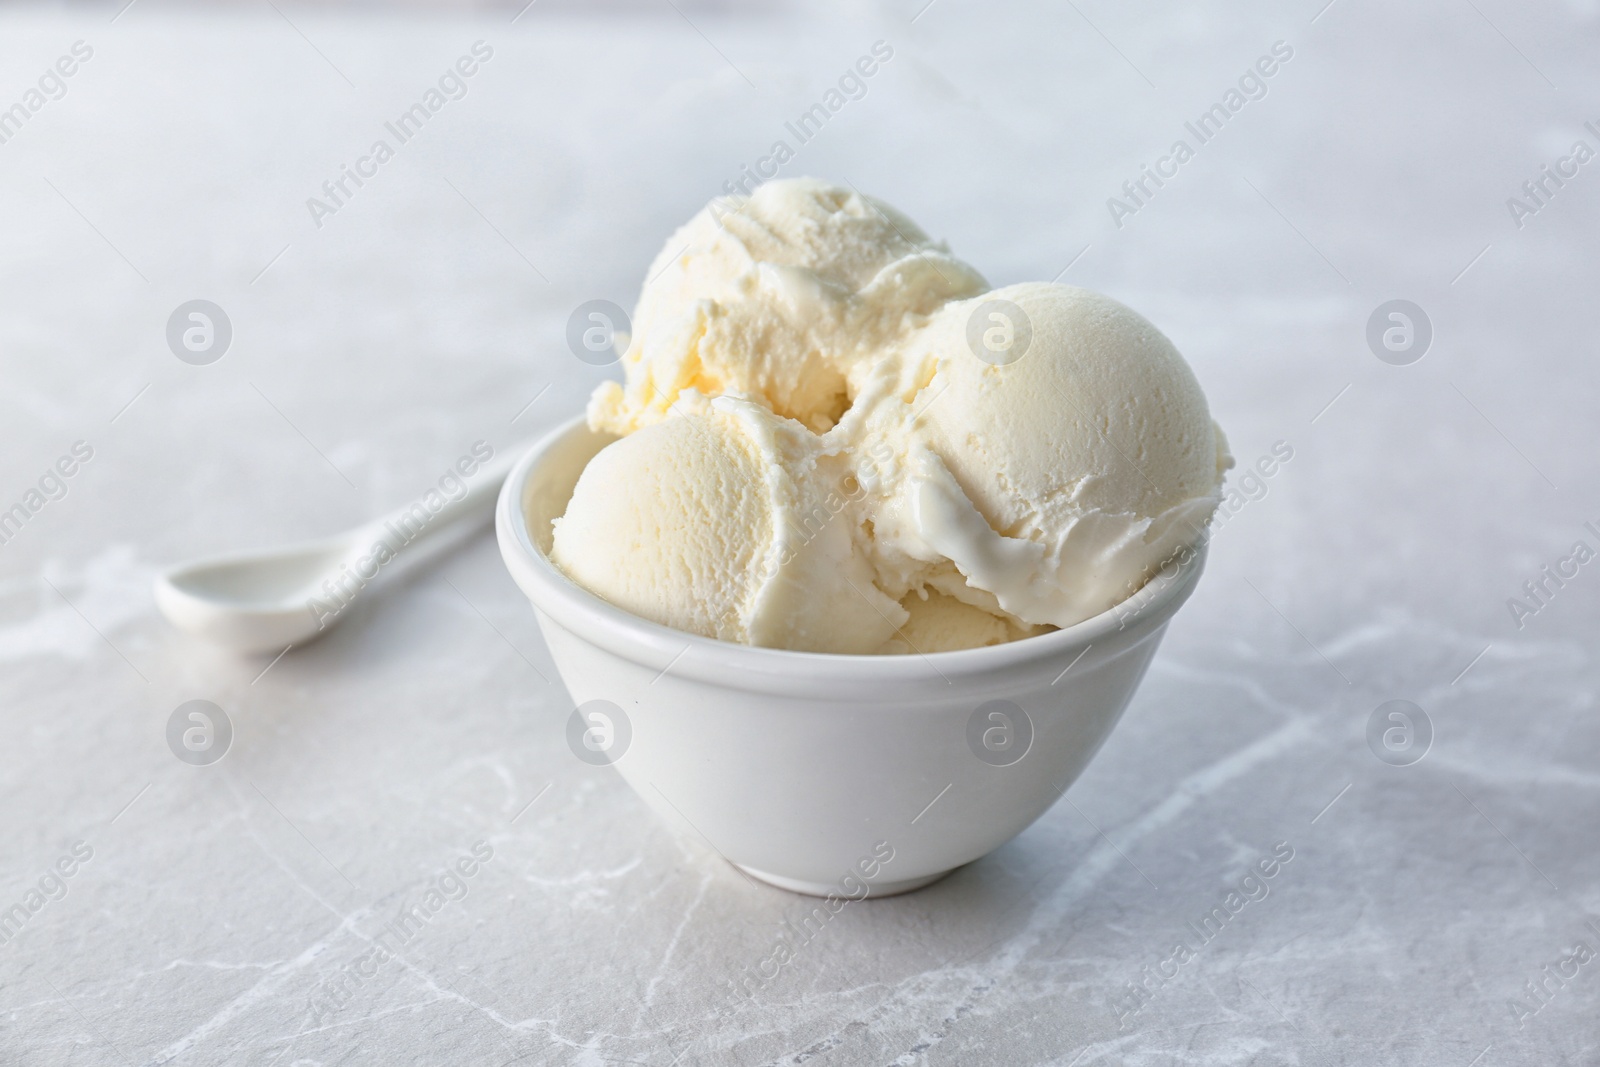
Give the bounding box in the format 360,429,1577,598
154,445,526,654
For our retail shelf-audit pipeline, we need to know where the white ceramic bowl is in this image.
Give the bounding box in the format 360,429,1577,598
496,415,1207,897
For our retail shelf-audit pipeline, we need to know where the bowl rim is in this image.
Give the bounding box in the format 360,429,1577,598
496,414,1207,690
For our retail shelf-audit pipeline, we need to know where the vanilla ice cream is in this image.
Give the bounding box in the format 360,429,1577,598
853,281,1231,629
551,180,1230,654
880,590,1046,655
551,396,904,653
588,178,987,436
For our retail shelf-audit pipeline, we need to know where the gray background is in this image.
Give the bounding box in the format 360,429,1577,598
2,0,1598,1063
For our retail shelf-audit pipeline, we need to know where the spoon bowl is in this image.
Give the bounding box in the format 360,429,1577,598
156,535,368,654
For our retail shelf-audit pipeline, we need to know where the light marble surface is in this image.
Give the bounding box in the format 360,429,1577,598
3,1,1599,1064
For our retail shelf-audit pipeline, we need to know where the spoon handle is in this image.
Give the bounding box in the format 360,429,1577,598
345,442,526,566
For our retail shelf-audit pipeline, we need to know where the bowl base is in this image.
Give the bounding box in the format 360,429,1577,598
735,863,954,898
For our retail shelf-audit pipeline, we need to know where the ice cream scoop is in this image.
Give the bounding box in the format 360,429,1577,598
552,397,904,653
588,178,986,436
858,282,1232,629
